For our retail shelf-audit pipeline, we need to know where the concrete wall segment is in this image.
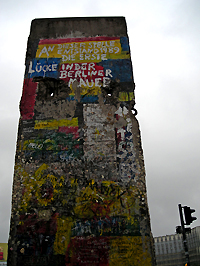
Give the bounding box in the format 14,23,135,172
8,16,156,266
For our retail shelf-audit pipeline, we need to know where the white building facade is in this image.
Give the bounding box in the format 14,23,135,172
154,226,200,266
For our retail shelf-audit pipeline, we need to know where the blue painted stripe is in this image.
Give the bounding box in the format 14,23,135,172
98,59,133,83
66,95,99,103
120,37,130,52
27,58,61,78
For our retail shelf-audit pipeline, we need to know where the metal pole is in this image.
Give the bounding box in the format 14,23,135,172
178,204,190,266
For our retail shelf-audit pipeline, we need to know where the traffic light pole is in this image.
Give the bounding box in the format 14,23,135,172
178,204,190,266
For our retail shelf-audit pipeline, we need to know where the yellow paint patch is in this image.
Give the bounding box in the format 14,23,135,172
54,217,73,255
73,179,139,221
36,39,130,63
34,118,78,130
0,243,8,262
69,86,101,96
118,92,134,101
109,236,152,266
18,164,65,210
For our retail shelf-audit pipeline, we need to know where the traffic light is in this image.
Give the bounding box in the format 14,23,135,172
184,206,197,225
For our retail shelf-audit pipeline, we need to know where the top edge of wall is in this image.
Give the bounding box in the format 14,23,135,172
32,16,126,22
29,16,128,40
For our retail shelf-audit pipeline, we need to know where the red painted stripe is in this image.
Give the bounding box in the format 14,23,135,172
20,78,37,120
65,236,109,265
60,63,104,82
39,36,119,45
58,126,79,139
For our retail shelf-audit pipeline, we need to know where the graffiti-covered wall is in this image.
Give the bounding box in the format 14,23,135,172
8,17,155,266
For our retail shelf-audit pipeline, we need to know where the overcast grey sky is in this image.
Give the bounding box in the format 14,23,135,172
0,0,200,242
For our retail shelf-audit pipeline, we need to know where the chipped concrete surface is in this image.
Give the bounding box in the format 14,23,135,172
8,17,155,266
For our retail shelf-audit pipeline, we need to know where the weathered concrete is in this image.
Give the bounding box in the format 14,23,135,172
8,17,155,265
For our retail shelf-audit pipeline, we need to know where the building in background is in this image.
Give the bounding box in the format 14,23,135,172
8,17,155,265
154,226,200,266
